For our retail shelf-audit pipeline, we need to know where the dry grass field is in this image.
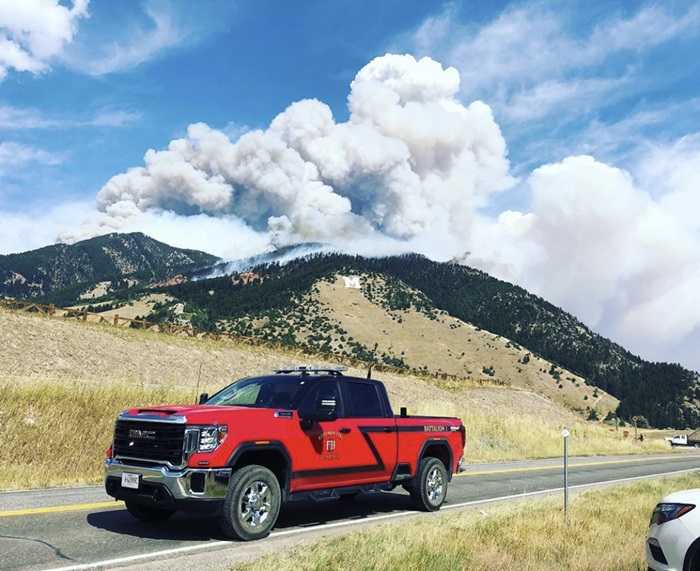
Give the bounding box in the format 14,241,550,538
0,306,668,491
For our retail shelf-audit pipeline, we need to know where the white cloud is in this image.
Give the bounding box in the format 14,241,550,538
0,104,141,129
637,134,700,230
0,106,55,129
407,3,700,132
471,152,700,369
0,142,62,175
0,200,94,255
66,3,182,75
0,0,226,80
586,4,700,55
59,0,238,77
0,0,88,80
502,76,624,122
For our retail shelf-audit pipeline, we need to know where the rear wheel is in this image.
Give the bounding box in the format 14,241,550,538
410,457,448,511
219,465,281,541
125,501,175,522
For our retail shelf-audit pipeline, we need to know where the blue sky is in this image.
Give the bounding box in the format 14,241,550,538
2,0,700,373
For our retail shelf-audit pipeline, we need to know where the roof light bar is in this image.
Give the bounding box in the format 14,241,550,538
275,365,347,375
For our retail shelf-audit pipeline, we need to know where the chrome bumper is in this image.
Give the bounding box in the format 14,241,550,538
105,458,232,504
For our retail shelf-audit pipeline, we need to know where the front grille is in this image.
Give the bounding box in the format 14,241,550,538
113,419,186,467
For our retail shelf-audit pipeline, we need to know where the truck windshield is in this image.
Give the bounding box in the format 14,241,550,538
205,377,309,409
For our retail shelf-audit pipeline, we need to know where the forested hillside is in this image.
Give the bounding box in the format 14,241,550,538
152,253,699,428
0,233,219,303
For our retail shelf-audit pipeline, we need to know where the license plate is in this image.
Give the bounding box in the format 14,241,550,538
121,472,140,489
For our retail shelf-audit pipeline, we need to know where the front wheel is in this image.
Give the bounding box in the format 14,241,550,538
125,501,175,522
684,540,700,571
410,457,448,512
219,465,281,541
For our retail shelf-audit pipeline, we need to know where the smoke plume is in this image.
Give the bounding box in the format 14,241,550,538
62,54,515,259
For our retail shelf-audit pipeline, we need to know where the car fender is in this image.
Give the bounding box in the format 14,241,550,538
415,438,454,481
226,440,292,498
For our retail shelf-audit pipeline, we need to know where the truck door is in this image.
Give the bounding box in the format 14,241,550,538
341,379,398,481
291,380,397,491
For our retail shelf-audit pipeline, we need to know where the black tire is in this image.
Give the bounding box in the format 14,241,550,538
125,501,176,522
219,465,281,541
685,541,700,571
410,457,448,512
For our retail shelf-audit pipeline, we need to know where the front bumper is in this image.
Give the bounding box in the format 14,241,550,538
105,458,231,511
646,519,696,571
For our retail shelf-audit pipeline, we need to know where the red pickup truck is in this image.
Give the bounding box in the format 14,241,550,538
105,366,466,540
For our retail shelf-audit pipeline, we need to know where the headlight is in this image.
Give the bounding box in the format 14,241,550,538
650,502,695,526
186,425,228,453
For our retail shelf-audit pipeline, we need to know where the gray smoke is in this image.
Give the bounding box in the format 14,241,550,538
62,53,515,260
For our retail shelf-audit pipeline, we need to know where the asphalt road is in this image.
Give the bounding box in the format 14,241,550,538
1,452,699,571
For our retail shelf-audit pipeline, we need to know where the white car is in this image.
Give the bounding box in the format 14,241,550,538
647,489,700,570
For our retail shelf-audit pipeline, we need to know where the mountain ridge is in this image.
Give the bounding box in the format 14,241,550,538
0,232,220,303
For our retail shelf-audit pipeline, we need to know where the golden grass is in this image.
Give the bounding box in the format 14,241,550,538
0,378,191,490
461,413,669,463
232,474,700,571
0,377,669,491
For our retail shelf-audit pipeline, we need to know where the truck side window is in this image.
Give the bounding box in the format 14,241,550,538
298,381,342,418
345,382,384,418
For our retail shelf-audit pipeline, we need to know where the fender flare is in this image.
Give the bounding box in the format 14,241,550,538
415,438,454,481
227,440,293,498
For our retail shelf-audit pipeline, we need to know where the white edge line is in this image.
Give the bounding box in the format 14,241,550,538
41,467,699,571
42,541,232,571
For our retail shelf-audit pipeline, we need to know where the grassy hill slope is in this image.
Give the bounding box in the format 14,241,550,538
0,307,665,491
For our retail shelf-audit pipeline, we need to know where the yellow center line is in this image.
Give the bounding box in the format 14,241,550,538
456,455,700,477
0,500,123,518
2,455,698,517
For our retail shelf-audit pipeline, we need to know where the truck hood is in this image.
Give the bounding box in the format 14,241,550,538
122,404,262,422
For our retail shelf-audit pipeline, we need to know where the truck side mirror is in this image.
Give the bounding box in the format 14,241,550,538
198,393,209,404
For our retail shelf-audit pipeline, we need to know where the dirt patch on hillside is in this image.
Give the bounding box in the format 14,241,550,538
315,275,618,419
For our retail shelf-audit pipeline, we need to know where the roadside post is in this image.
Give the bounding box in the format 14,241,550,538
562,427,570,521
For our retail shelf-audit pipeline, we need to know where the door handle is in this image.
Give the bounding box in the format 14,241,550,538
383,427,394,433
339,428,351,434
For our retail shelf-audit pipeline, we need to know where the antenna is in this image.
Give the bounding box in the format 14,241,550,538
194,361,203,404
